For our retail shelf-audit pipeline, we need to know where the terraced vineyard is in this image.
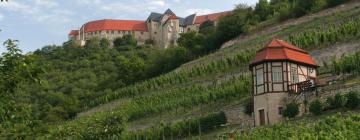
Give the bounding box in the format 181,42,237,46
236,112,360,140
46,2,360,139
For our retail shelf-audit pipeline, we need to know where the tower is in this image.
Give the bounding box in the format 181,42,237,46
249,39,318,126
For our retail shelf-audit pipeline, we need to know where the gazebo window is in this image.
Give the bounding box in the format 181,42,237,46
290,67,298,83
256,68,264,85
272,67,282,82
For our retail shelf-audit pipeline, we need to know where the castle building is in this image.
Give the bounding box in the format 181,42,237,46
68,9,230,48
249,39,318,126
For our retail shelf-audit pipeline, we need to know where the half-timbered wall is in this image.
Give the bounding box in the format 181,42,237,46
252,61,317,126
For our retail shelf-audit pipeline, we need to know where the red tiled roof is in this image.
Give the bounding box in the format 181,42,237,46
69,30,79,36
83,19,148,32
250,39,318,67
194,11,232,25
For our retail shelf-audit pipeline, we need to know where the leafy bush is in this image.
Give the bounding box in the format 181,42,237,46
99,38,110,48
326,93,347,110
113,34,137,49
309,99,323,115
282,102,299,118
345,91,359,109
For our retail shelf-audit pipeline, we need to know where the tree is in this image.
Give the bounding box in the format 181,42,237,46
199,20,215,34
0,39,41,138
345,91,359,109
99,38,110,48
177,32,205,55
113,34,137,48
84,37,100,48
254,0,271,21
282,102,299,118
309,99,323,115
215,5,255,47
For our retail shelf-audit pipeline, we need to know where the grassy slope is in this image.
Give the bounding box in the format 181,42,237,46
59,1,360,138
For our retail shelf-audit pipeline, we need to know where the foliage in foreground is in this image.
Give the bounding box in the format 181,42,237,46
236,113,360,140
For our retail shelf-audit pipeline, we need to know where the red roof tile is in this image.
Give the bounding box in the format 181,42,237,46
194,11,231,25
69,30,79,36
250,39,318,67
83,19,148,32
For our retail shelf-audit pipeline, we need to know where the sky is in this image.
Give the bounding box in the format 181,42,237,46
0,0,257,53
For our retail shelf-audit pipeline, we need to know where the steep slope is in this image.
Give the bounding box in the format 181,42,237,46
47,1,360,139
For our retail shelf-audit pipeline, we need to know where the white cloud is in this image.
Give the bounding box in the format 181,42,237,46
35,0,59,8
0,13,3,21
149,0,166,7
0,1,73,23
76,0,102,5
99,0,167,16
185,8,213,15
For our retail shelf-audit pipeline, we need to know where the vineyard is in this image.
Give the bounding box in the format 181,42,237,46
46,75,251,138
124,112,227,140
236,113,360,139
330,50,360,75
42,1,360,139
86,49,255,109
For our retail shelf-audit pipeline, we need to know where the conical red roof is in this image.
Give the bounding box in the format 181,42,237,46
250,39,318,67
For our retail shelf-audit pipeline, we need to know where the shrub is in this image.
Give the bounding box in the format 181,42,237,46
113,34,137,47
282,102,299,118
334,93,346,108
99,38,110,48
327,93,346,109
309,99,323,115
345,91,359,109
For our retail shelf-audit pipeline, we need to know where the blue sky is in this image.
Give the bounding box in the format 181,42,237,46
0,0,257,53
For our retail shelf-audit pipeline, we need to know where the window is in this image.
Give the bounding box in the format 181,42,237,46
291,67,298,83
106,31,109,34
118,31,121,34
256,68,264,85
154,32,157,34
122,31,125,34
278,107,283,115
272,67,282,83
141,32,144,35
111,31,114,34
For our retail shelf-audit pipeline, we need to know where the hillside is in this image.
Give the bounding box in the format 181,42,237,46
1,0,360,139
45,1,360,139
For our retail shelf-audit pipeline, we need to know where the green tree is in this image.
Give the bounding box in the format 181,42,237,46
99,38,110,48
309,99,323,115
283,102,299,118
345,91,359,109
113,34,137,48
199,20,215,34
0,39,41,139
254,0,271,21
85,37,100,48
177,32,205,55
